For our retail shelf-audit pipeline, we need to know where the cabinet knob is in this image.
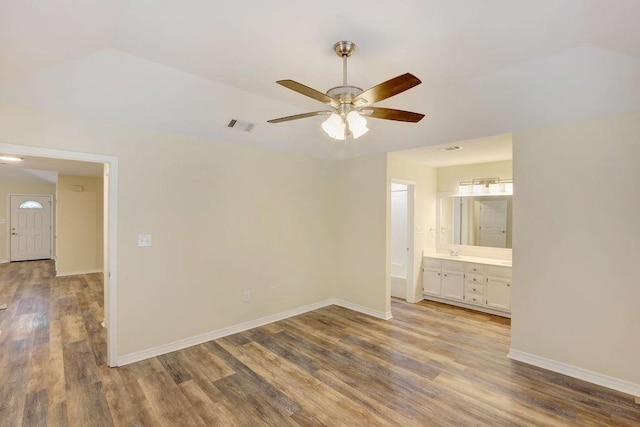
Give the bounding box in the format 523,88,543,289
444,274,447,277
507,283,510,287
473,278,476,282
437,273,440,276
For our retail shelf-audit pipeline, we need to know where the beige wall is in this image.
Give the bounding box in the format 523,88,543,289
388,154,437,301
437,160,513,192
512,111,640,387
0,103,336,356
56,175,104,275
333,154,389,316
0,180,56,262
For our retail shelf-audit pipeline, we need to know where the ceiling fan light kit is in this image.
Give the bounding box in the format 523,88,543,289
268,41,425,141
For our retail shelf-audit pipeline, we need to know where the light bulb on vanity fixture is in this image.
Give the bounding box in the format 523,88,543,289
458,178,513,196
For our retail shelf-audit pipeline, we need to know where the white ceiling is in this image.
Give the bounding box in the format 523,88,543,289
0,0,639,160
393,133,513,167
0,155,103,183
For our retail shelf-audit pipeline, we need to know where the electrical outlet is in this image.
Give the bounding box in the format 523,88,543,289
138,234,152,247
243,291,251,302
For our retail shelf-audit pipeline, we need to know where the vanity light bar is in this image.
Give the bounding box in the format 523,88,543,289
458,178,513,195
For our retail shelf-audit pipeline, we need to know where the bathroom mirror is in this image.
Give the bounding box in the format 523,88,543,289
439,195,512,249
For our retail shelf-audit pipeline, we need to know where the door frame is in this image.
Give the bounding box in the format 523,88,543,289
0,142,119,367
390,179,415,303
8,193,54,261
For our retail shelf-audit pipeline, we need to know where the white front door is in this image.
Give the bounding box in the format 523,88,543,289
477,200,508,248
10,195,52,261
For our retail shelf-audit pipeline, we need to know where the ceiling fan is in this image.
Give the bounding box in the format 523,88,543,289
268,41,425,140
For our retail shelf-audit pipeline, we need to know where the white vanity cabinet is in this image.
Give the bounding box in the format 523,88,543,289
485,266,512,312
422,258,443,296
464,263,486,305
440,262,464,300
422,256,512,317
423,258,464,300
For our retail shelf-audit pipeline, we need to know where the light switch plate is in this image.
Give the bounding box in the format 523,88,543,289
138,234,152,247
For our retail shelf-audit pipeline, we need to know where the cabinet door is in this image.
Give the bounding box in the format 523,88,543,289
423,268,441,296
441,271,464,300
486,277,511,311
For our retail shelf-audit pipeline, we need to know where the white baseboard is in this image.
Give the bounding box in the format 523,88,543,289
508,349,640,398
117,298,393,366
407,295,424,304
56,268,103,277
118,299,335,366
332,298,393,320
0,259,8,264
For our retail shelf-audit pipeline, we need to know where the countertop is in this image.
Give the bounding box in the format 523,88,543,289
423,252,512,267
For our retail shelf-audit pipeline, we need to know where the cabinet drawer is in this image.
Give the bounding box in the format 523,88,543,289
464,293,485,305
423,258,442,269
487,265,512,278
442,260,464,272
465,263,485,274
465,282,485,295
466,273,484,284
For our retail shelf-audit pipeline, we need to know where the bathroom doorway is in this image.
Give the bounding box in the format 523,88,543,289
390,181,414,301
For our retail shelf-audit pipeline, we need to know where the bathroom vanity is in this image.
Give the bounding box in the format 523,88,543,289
422,254,512,317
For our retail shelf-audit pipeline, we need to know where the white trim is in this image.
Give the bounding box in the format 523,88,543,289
0,259,8,264
390,179,417,305
105,160,118,367
407,295,424,304
118,299,335,366
56,268,103,277
508,349,640,398
0,143,118,367
118,298,393,366
333,298,393,320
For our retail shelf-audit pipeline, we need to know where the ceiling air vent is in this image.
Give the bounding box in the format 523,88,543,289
225,118,255,132
438,146,462,151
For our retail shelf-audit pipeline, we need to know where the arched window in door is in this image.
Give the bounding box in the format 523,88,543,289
19,200,44,209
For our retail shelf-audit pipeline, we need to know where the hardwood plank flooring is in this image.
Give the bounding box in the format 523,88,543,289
1,260,639,426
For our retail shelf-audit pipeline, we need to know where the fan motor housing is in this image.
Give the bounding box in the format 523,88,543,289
326,85,363,103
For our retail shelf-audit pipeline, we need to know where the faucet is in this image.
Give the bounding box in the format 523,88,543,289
449,249,459,257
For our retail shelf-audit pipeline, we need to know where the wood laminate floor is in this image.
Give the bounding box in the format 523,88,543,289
1,260,639,426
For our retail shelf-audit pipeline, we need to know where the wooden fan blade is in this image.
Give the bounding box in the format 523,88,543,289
361,107,425,123
267,111,332,123
276,80,339,108
353,73,422,105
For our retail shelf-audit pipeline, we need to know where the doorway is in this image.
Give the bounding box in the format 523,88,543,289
390,181,415,301
9,194,53,261
0,143,118,366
